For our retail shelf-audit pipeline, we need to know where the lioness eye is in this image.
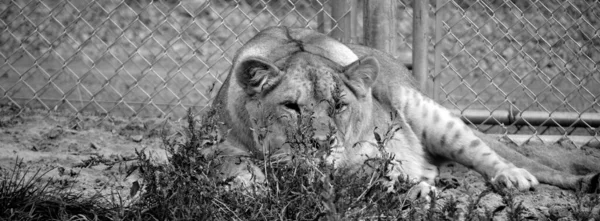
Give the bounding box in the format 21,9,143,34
282,102,301,114
336,103,348,113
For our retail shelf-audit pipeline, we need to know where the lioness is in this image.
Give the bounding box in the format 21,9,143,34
210,26,599,198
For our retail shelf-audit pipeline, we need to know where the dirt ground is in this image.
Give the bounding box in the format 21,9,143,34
0,106,171,203
1,105,599,220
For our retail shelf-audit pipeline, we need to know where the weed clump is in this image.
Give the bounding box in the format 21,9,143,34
130,107,429,220
0,159,116,220
3,107,598,220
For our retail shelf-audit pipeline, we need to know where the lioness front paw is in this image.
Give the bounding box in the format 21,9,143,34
491,167,539,191
323,145,345,166
407,181,438,201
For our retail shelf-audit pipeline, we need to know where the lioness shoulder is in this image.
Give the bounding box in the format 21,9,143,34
211,26,600,196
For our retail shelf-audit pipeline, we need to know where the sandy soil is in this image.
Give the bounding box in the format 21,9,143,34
0,105,170,202
0,105,599,220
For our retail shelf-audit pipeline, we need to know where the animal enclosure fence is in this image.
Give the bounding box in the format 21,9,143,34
1,0,599,145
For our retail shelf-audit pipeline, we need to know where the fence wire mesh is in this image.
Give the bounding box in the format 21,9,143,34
0,0,598,141
0,0,351,118
430,0,599,139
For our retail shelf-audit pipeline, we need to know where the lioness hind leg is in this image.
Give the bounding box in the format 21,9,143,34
478,131,600,192
579,173,600,193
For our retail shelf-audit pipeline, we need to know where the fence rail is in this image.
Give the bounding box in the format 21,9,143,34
1,0,598,144
429,0,600,142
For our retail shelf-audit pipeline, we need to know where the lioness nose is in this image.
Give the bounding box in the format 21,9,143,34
313,135,339,148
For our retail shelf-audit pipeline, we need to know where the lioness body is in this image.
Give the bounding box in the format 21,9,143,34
211,26,599,195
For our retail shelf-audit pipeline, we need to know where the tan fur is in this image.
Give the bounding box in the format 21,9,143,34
211,26,600,195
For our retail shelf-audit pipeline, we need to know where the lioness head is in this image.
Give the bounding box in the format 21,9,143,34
214,27,384,169
237,52,379,161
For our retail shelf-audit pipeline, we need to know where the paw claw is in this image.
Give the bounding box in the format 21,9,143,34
492,167,538,191
408,182,438,201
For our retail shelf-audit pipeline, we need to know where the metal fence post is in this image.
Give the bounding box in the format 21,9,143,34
331,0,353,43
317,2,326,33
433,0,443,100
413,0,429,90
363,0,396,55
2,0,598,143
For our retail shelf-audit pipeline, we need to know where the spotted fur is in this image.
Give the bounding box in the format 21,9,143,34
211,26,600,197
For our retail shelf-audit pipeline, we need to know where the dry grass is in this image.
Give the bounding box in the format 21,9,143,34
2,107,599,220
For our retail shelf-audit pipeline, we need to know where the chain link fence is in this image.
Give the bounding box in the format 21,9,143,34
430,0,599,143
0,0,361,118
1,0,598,143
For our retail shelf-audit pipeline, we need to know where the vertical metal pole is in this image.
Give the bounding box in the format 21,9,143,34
350,0,359,43
434,0,443,99
413,0,429,90
363,0,396,55
331,0,352,42
317,1,325,33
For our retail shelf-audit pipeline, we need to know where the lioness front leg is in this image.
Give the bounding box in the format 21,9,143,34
201,141,266,188
382,119,441,200
396,87,539,190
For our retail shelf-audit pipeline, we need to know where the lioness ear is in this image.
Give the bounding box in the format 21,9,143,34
235,57,281,96
343,56,379,96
